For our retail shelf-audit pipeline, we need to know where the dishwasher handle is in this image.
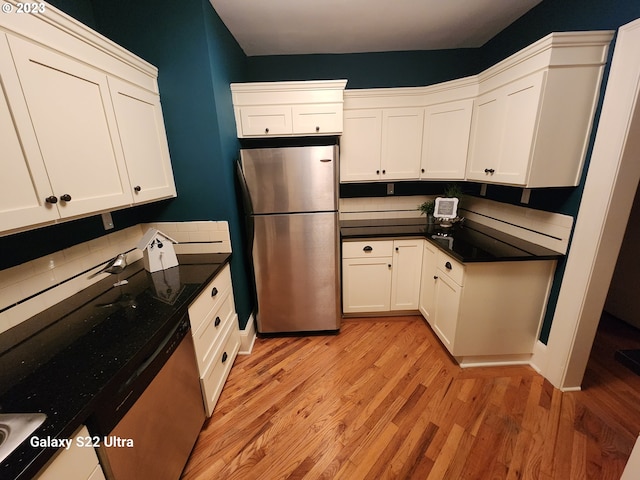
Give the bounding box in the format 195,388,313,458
119,317,188,395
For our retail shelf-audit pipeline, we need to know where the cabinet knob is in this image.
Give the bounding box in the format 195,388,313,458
388,264,392,268
45,196,58,204
315,126,320,132
445,261,452,270
433,275,438,280
265,127,269,134
211,286,219,297
221,352,228,363
421,168,425,173
60,194,72,202
382,169,386,174
214,316,221,327
134,185,142,192
363,246,373,252
395,247,399,252
376,170,380,175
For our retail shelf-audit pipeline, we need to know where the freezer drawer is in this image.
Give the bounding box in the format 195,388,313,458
253,212,340,333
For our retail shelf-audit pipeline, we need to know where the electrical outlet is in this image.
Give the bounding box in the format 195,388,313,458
102,212,114,230
387,183,395,195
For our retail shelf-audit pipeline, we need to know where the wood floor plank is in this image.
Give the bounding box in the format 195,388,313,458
182,314,640,480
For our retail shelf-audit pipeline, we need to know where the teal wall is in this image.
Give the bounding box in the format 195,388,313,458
3,0,640,338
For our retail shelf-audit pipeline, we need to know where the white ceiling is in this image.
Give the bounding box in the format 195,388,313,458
209,0,543,56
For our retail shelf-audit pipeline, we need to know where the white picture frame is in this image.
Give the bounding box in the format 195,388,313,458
434,197,459,219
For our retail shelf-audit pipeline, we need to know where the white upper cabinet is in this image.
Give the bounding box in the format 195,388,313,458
108,77,177,203
9,35,133,219
421,99,473,180
0,4,177,236
0,34,58,232
467,31,614,188
381,108,424,180
340,110,383,182
341,79,477,183
230,80,347,138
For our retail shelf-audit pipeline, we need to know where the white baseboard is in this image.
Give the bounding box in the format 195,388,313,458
238,313,257,355
457,353,532,368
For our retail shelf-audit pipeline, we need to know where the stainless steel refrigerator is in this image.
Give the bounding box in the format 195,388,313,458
238,145,340,334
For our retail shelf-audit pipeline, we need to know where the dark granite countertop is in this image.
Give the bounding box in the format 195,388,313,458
340,218,563,262
0,253,230,480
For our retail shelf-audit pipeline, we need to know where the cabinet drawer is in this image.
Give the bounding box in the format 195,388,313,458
292,103,343,134
200,317,240,416
436,251,465,286
188,264,232,332
239,105,292,136
342,240,394,259
192,291,236,373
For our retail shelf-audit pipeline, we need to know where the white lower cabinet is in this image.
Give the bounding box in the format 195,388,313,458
35,425,105,480
342,238,423,314
188,264,240,416
420,243,557,361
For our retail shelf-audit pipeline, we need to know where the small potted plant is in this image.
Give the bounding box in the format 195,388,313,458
418,199,435,224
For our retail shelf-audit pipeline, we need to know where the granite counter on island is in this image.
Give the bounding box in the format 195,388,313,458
0,253,231,480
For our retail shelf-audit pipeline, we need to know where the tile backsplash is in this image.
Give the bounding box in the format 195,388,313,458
0,221,231,335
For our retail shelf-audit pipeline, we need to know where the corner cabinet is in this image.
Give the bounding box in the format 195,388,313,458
0,6,176,236
342,238,423,314
466,31,614,188
230,80,347,138
420,242,557,363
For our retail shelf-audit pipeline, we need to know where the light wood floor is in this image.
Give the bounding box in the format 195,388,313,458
182,314,640,479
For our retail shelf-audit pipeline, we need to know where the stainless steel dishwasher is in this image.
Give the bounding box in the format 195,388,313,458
88,316,205,480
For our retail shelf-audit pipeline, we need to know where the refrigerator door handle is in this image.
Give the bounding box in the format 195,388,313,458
236,159,254,216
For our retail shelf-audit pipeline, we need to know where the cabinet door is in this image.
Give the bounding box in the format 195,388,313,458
381,108,423,180
421,100,473,180
433,272,462,352
0,34,58,232
466,92,503,182
239,105,292,136
8,35,132,218
342,257,392,313
466,72,544,186
292,103,343,134
494,72,544,185
390,239,423,310
108,77,176,203
340,110,382,182
419,241,438,324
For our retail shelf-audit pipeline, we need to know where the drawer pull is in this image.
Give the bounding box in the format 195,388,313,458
214,316,221,327
434,275,438,280
211,287,219,297
445,262,452,270
221,352,228,363
363,246,373,252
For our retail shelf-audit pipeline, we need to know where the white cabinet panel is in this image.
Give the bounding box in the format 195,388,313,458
340,109,383,182
381,108,424,180
342,257,392,313
109,77,176,203
390,239,423,310
239,105,292,136
292,103,343,134
0,34,58,232
433,270,461,351
419,240,438,324
8,35,132,218
421,99,473,180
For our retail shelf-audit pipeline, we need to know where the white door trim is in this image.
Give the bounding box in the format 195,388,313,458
544,17,640,389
